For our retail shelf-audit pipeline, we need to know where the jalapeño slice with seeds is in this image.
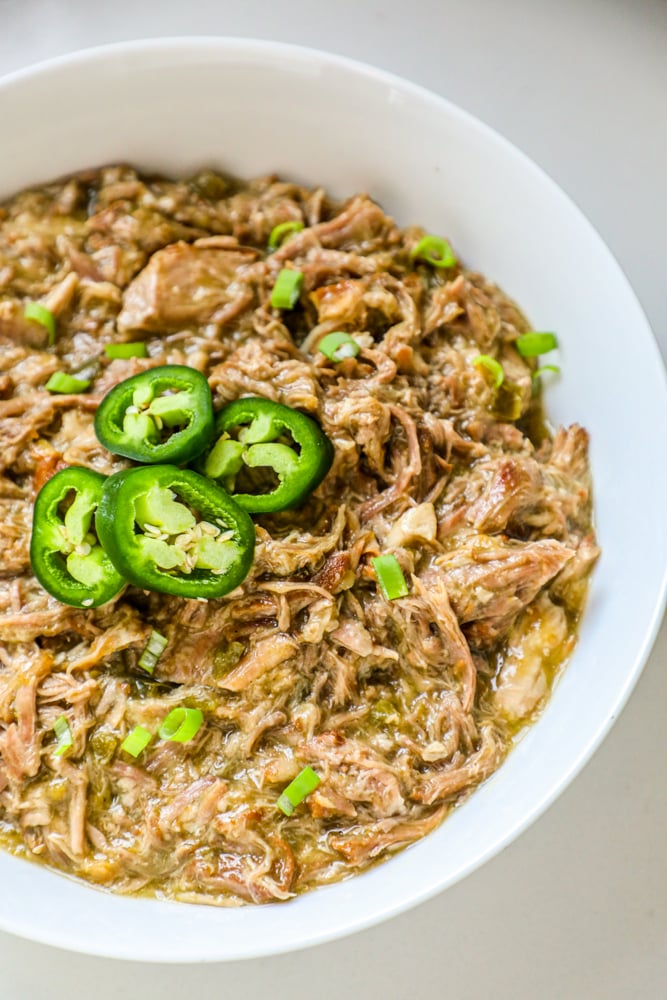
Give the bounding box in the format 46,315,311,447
30,467,126,608
94,365,215,464
96,466,255,600
198,397,334,514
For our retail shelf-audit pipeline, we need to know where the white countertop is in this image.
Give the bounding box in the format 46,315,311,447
0,1,665,996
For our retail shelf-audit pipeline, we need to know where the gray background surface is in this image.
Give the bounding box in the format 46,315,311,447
0,1,665,997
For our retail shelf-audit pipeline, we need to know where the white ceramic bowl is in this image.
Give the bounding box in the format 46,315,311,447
0,38,665,963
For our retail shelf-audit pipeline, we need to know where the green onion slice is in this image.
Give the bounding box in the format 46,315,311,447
515,331,558,357
411,234,457,269
318,332,361,362
268,220,304,251
277,766,321,816
105,342,148,360
472,354,505,388
533,364,561,380
372,554,409,601
270,268,303,310
24,301,56,345
158,707,204,743
53,715,73,756
45,372,91,394
121,725,152,758
138,630,168,675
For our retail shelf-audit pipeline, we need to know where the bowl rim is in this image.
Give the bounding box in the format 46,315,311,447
0,35,665,963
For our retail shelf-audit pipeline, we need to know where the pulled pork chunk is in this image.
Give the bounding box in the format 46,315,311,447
435,535,574,648
209,337,320,412
117,240,258,334
0,165,597,905
494,594,570,721
462,455,544,535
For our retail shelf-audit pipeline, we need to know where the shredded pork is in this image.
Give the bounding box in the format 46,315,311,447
0,166,598,903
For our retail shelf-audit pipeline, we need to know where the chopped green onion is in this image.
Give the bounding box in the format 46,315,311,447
24,301,56,345
268,220,304,251
158,706,204,743
270,268,303,310
53,715,73,756
411,234,457,268
277,766,321,816
533,364,561,381
515,331,558,357
372,554,409,601
138,630,168,675
45,372,91,394
105,342,148,360
318,332,361,362
472,354,505,388
121,725,152,758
